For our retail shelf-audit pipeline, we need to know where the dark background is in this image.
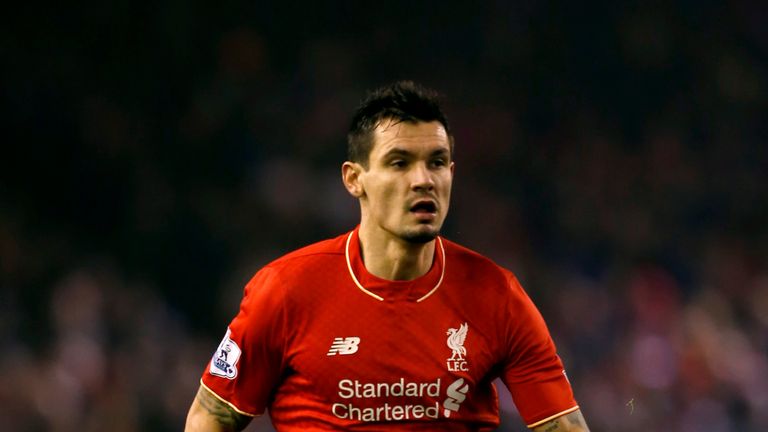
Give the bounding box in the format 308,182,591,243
2,1,767,431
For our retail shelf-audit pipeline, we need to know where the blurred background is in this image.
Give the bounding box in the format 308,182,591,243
2,1,768,431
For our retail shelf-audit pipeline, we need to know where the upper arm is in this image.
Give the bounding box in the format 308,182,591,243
500,274,578,426
201,267,288,415
530,408,590,432
185,385,253,432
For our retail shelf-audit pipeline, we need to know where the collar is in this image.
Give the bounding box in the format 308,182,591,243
344,226,446,303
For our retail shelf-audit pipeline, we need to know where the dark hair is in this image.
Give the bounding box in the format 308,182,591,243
347,81,453,167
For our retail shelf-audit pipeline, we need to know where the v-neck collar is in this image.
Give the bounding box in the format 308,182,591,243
344,226,446,303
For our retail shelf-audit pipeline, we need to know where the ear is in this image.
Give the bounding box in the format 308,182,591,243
342,161,365,198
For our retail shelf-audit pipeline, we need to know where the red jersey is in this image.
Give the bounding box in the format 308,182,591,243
201,227,578,430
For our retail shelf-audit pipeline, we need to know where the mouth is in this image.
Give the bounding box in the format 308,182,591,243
409,200,437,215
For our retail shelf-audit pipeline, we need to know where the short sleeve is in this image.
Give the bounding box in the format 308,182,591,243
200,266,287,416
500,274,578,427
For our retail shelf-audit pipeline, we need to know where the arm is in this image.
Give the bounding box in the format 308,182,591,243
185,385,253,432
531,408,590,432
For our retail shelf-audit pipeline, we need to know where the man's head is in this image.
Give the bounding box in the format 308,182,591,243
342,81,455,244
347,81,453,168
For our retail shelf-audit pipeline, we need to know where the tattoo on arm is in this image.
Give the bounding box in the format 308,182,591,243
196,386,252,431
533,409,590,432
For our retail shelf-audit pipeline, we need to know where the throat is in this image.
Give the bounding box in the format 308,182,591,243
379,251,434,281
358,232,436,281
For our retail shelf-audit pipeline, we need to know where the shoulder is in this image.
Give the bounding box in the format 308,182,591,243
267,232,348,269
243,232,349,292
441,237,518,290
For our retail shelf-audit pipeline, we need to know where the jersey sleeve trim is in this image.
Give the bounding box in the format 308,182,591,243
526,405,580,428
199,378,260,417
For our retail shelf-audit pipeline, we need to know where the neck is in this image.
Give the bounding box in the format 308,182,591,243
357,222,436,281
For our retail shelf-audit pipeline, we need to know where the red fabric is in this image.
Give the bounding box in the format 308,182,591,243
201,227,577,430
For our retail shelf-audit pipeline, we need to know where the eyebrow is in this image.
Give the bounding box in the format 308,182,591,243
383,148,450,158
430,148,450,158
382,148,412,158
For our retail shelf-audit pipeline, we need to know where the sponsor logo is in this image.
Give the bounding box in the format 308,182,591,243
337,378,441,399
327,337,361,356
446,322,469,372
333,401,440,421
329,377,472,421
442,378,469,418
209,328,241,379
332,378,442,422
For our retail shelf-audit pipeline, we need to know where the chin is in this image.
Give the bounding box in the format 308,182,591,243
401,227,440,244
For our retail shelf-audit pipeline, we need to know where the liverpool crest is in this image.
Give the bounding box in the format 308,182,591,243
446,322,469,371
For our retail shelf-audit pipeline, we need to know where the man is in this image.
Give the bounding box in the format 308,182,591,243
185,81,590,431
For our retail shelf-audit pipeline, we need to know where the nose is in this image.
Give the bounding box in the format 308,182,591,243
410,162,435,191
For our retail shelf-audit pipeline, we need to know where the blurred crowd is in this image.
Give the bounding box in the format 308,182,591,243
2,1,767,431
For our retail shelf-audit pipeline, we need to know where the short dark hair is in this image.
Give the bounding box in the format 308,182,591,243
347,81,453,167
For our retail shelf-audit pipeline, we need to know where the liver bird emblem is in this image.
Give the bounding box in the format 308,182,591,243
446,323,468,360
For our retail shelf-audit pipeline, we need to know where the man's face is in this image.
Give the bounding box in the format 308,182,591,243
354,120,454,243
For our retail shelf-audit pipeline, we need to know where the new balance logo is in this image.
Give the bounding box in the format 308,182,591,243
327,337,361,356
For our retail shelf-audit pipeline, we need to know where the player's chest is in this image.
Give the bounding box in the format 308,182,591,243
284,298,500,398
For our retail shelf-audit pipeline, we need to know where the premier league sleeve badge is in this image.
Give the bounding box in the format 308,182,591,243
209,328,242,380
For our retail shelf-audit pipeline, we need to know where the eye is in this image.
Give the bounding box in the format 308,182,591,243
431,159,447,168
390,160,407,168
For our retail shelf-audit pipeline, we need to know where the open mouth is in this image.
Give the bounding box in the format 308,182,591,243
410,201,437,214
